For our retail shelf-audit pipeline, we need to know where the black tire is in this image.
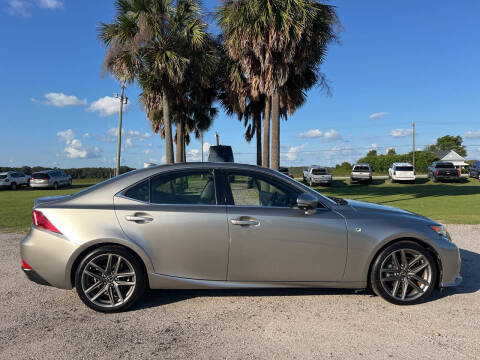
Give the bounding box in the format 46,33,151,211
433,176,438,183
11,182,17,190
309,179,313,187
370,241,437,305
53,182,58,190
75,245,146,313
391,179,396,184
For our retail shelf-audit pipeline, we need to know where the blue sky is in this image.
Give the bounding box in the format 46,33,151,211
2,0,480,169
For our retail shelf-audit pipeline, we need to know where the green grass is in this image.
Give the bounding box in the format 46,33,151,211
310,177,480,224
1,177,479,233
0,179,103,233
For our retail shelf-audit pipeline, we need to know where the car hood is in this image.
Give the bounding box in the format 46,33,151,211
335,199,434,223
34,195,71,207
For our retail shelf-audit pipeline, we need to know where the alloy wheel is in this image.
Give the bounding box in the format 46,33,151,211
379,249,432,302
81,253,136,308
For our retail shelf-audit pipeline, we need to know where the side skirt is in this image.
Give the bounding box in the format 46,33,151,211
148,272,366,290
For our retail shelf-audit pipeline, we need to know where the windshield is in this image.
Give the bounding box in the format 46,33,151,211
353,166,369,172
312,169,327,175
396,166,413,171
436,163,455,168
32,173,49,179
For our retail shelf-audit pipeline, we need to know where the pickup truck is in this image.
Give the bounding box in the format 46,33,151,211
350,164,373,184
427,161,460,182
303,166,332,186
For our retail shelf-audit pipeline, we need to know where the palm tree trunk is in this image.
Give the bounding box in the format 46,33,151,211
255,112,262,166
271,91,280,170
163,91,174,164
262,96,271,168
183,136,186,163
176,120,185,163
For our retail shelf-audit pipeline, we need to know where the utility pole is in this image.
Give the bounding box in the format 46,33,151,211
215,132,220,146
412,121,416,169
114,81,128,177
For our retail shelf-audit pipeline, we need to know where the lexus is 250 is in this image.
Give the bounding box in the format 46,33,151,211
21,163,461,312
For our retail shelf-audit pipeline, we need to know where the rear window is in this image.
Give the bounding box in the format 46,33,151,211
32,173,49,179
436,163,455,169
312,169,327,175
353,166,370,172
0,175,7,179
396,166,413,171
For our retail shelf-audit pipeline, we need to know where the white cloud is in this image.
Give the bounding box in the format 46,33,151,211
298,129,342,141
464,130,480,139
6,0,31,17
38,0,62,9
83,133,89,138
144,148,153,155
57,129,75,144
285,143,307,161
386,147,395,154
390,128,413,137
33,92,86,107
370,112,389,119
88,96,129,117
103,127,151,147
324,129,342,140
299,129,323,139
57,129,102,159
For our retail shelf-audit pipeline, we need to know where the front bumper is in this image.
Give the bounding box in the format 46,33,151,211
437,238,462,288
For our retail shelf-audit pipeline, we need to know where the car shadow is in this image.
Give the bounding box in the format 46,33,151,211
131,287,362,311
130,248,480,310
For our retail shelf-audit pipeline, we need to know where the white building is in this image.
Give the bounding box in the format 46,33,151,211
434,150,469,169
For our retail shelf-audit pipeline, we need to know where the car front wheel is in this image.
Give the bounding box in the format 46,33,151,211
370,241,437,305
75,246,146,313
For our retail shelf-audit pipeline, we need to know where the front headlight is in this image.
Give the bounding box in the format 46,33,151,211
430,225,451,241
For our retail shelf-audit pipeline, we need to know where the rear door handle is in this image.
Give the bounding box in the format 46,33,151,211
125,215,153,223
230,218,260,226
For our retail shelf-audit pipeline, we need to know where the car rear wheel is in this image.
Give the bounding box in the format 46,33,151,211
370,241,437,305
11,182,17,190
75,246,146,313
53,182,58,190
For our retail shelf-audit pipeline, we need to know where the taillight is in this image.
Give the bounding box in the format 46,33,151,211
43,177,49,180
32,210,61,234
22,259,32,270
435,170,439,176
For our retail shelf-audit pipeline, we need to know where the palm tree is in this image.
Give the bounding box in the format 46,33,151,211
99,0,214,164
217,0,339,169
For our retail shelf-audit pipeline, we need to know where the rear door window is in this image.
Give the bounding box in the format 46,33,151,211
124,180,150,203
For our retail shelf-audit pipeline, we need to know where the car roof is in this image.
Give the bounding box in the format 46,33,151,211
353,163,370,167
392,162,413,166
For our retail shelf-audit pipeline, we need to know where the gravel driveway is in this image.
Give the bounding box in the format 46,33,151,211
1,225,479,359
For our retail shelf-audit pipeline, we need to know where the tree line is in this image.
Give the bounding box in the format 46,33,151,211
98,0,340,170
0,166,134,179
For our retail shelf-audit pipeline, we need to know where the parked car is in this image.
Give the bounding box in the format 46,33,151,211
350,164,373,184
30,170,72,190
21,163,461,312
427,162,460,182
303,166,332,186
278,167,294,179
468,161,480,179
0,171,29,190
388,163,416,183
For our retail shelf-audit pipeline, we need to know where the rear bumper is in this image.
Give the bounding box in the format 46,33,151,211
392,176,416,181
435,176,460,181
22,267,51,286
351,177,371,181
21,227,77,289
311,178,332,184
30,183,52,188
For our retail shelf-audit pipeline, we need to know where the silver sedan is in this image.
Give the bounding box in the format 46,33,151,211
21,163,462,312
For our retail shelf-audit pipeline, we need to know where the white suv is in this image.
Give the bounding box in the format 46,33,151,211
389,163,415,183
0,171,29,190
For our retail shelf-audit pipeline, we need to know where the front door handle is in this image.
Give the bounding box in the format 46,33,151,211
125,215,153,223
230,218,260,226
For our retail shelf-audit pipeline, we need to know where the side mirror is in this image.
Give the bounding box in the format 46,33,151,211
297,193,318,215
